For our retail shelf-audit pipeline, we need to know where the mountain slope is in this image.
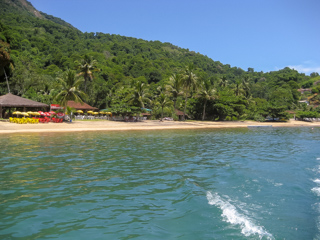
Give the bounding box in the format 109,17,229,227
0,0,312,117
0,0,76,29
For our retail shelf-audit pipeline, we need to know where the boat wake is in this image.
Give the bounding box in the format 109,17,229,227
206,191,274,239
312,158,320,239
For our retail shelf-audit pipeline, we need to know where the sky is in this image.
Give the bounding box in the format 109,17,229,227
28,0,320,75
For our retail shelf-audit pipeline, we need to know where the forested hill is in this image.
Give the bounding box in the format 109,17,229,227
1,0,319,120
0,0,76,28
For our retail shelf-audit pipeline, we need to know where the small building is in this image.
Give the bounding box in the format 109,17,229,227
141,112,151,120
297,88,312,94
0,93,48,118
298,100,309,105
67,101,98,112
175,109,188,121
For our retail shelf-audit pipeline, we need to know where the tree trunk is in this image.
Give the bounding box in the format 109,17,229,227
161,107,164,121
202,99,207,121
183,95,187,121
84,79,87,93
3,67,10,93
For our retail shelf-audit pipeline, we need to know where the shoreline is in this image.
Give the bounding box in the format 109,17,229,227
0,119,319,134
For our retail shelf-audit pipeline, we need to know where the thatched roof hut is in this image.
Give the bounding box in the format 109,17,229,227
175,109,188,120
67,101,98,111
0,93,48,118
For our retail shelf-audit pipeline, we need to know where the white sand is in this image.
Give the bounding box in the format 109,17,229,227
0,119,319,134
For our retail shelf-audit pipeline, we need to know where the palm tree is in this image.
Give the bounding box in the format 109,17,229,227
166,73,184,109
127,80,151,108
197,80,216,120
219,76,228,88
156,93,173,121
242,75,251,98
0,40,13,93
233,79,244,96
75,55,99,93
182,63,198,120
54,69,87,118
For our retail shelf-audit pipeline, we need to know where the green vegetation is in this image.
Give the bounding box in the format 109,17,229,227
1,0,319,121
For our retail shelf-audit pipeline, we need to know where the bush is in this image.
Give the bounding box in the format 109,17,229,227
253,114,265,122
225,116,231,121
297,111,319,119
301,80,314,88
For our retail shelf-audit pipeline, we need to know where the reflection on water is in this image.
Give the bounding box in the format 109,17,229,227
0,128,320,239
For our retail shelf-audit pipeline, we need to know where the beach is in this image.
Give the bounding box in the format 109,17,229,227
0,119,319,134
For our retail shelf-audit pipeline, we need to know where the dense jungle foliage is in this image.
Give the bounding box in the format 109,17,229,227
1,0,320,120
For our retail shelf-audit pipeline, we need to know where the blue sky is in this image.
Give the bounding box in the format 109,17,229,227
29,0,320,75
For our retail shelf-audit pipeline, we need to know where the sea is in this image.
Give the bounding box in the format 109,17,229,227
0,127,319,240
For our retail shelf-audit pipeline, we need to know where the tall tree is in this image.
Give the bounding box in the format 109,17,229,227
182,64,198,120
0,40,13,93
156,93,173,121
75,55,99,93
197,79,216,120
127,79,151,108
166,73,184,109
242,75,251,98
54,69,87,117
233,79,244,96
219,76,228,88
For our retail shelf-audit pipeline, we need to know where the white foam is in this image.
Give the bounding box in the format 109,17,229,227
312,187,320,196
317,158,320,160
274,183,283,187
206,191,274,239
313,179,320,184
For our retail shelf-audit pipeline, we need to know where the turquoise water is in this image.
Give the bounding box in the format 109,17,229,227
1,127,320,239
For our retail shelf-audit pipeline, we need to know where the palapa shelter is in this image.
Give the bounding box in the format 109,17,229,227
175,109,188,121
141,112,151,120
0,93,48,118
67,101,98,112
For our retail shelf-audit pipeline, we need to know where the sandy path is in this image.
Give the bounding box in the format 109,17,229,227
0,119,319,134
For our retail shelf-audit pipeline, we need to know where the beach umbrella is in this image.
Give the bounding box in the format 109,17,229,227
87,111,93,114
44,112,51,117
93,112,99,115
76,110,83,114
49,111,56,115
33,112,40,116
27,111,34,115
20,112,29,117
99,111,105,114
38,111,45,116
13,111,21,115
57,112,64,117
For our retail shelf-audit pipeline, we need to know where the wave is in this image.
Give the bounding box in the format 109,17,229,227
206,191,274,239
312,187,320,196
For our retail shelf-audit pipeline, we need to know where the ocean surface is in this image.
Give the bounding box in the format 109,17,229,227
0,127,320,240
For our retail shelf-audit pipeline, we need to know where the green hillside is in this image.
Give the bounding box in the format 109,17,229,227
1,0,319,120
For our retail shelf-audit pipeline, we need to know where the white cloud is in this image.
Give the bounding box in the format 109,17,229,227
287,61,320,75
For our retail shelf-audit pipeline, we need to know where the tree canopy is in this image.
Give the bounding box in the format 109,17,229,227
0,0,319,121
